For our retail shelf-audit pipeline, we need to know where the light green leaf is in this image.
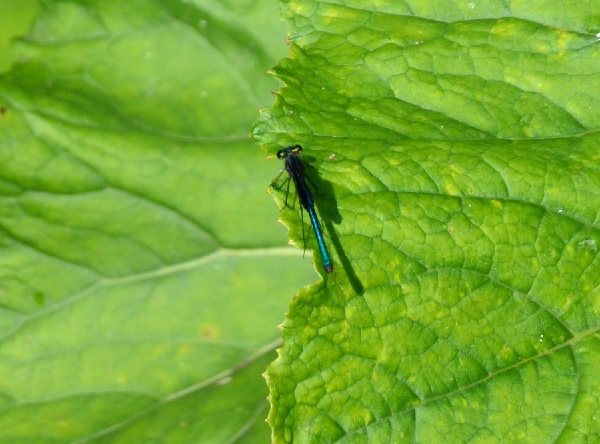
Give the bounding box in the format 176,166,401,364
255,1,600,442
0,1,312,443
0,0,40,72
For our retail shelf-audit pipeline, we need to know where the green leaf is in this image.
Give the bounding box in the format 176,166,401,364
255,1,600,442
0,1,313,442
0,0,40,72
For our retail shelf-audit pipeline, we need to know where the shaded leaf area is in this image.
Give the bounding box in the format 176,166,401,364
0,0,309,443
255,1,600,442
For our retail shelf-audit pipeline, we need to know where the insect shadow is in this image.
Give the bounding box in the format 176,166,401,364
300,152,365,296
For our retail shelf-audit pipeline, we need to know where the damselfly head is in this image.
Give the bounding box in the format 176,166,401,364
277,144,303,160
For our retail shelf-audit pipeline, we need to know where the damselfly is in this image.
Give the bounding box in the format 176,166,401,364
272,145,333,273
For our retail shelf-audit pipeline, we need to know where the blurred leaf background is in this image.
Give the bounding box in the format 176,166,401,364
0,0,317,442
